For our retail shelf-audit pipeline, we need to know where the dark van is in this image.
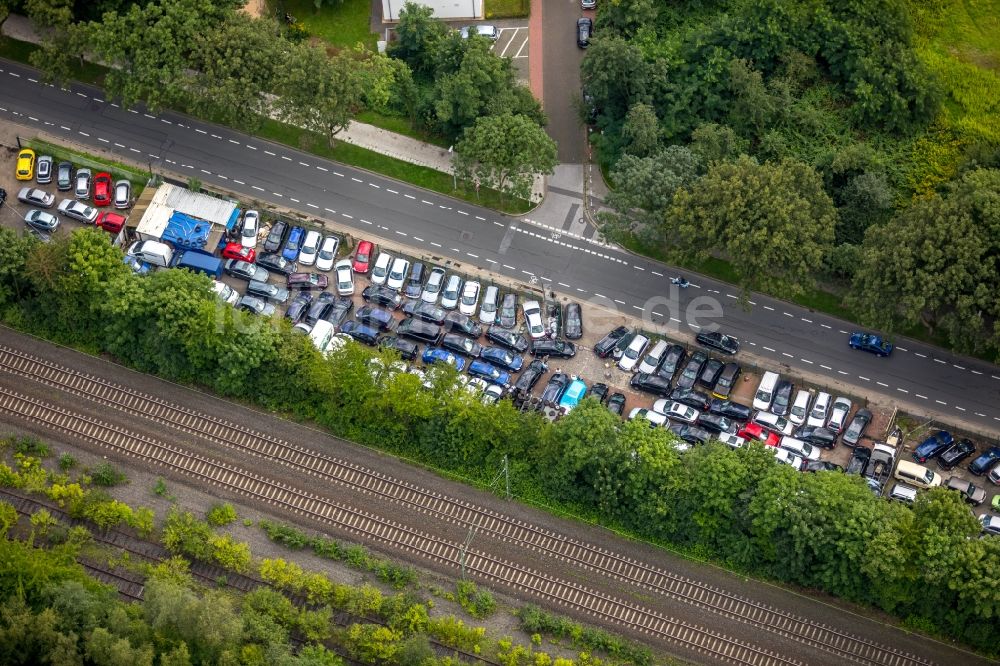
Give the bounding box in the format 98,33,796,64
396,318,443,345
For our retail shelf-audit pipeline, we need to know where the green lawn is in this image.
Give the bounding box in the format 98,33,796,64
281,0,378,51
485,0,530,19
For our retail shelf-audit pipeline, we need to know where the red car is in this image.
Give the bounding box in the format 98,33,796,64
222,242,256,263
95,211,127,233
352,240,375,273
93,172,113,207
737,423,780,447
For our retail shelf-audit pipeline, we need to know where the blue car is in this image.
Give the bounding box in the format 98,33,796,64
422,347,465,371
339,320,379,346
558,379,587,411
849,332,893,357
282,225,305,262
912,430,954,463
969,446,1000,476
480,346,524,372
467,360,511,386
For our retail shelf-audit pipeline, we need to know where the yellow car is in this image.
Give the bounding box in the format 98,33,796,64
15,149,35,181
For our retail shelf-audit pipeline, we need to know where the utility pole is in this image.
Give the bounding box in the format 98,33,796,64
458,456,511,579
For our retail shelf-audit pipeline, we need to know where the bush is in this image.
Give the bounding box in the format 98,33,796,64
13,436,50,457
206,503,237,527
456,580,496,619
58,453,77,470
89,462,127,487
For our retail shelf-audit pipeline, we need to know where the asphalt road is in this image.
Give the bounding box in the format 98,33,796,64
2,58,1000,436
541,0,588,162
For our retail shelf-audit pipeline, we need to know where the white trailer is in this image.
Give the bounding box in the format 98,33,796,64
382,0,484,21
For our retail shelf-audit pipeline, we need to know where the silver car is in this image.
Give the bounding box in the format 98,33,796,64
74,168,92,199
24,209,59,232
113,179,131,209
36,155,53,184
826,397,853,434
440,274,463,310
57,198,98,223
421,267,447,304
17,187,55,208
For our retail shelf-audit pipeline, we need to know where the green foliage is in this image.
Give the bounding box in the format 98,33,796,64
455,581,496,619
454,113,557,202
57,453,76,471
517,606,652,666
90,461,127,487
152,477,174,500
13,435,50,457
0,501,17,537
205,503,237,527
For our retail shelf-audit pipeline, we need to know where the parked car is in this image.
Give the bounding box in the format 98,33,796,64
807,392,832,428
56,199,99,223
56,161,73,190
499,293,518,329
363,285,404,310
606,393,626,416
938,439,977,470
421,266,446,303
24,209,59,233
355,305,396,331
225,259,269,282
286,273,329,290
618,334,649,372
558,379,587,411
441,333,482,358
370,252,392,286
237,295,275,317
379,336,419,362
980,514,1000,536
773,448,805,471
74,168,92,198
422,347,466,371
459,280,481,316
282,226,305,261
594,326,630,358
671,387,711,412
698,358,724,390
513,359,546,393
481,384,505,405
709,398,752,422
770,380,794,417
222,242,255,263
912,430,955,463
675,350,707,390
323,296,354,327
696,331,740,354
696,413,734,434
16,149,35,180
340,321,379,345
460,24,499,40
403,300,447,324
35,155,52,184
444,311,483,338
564,302,583,339
476,285,499,325
441,275,463,310
718,433,747,449
263,221,288,253
794,425,837,449
113,179,131,209
18,187,55,208
297,230,321,266
779,437,821,461
752,411,794,436
576,17,592,47
386,257,410,291
246,280,288,303
93,172,112,207
256,253,296,276
95,211,126,233
285,293,314,323
630,372,672,397
652,400,699,424
305,292,336,325
522,300,545,339
969,446,1000,476
657,345,686,381
738,423,780,447
241,210,260,249
334,259,355,296
789,390,811,426
804,460,844,473
316,236,339,272
352,240,375,273
531,339,576,359
945,477,986,505
841,408,873,447
849,332,893,357
669,424,712,445
826,397,852,434
630,408,668,428
480,347,523,372
540,373,570,404
637,340,667,375
486,325,530,353
590,383,609,404
404,262,425,299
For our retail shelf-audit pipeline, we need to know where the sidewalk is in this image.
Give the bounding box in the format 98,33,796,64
1,13,546,207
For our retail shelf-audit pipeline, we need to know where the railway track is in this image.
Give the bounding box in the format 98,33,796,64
0,346,936,666
0,385,805,666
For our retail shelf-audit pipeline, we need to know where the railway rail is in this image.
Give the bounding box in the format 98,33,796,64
0,345,937,666
0,385,805,666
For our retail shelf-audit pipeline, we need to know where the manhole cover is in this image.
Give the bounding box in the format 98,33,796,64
460,231,473,241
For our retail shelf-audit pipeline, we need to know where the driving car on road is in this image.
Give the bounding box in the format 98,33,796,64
849,332,893,357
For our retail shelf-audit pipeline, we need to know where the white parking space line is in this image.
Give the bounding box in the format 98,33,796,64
514,36,528,58
499,27,520,57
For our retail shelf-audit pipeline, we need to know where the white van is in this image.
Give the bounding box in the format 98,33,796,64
308,320,336,353
887,483,917,504
894,460,942,489
753,371,779,411
126,239,173,268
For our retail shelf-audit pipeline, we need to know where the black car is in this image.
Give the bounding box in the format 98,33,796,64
606,392,626,416
363,285,403,310
696,413,733,434
564,302,582,340
675,350,707,390
355,305,396,332
404,262,425,299
845,445,872,475
540,373,570,404
771,380,794,417
340,321,379,346
378,335,419,361
499,293,518,329
531,339,576,359
669,424,711,445
284,292,313,324
576,17,592,48
698,358,724,390
656,345,686,382
324,297,354,327
594,326,629,358
709,398,752,422
804,460,844,473
486,325,529,353
403,300,447,324
0,188,5,208
841,408,873,447
630,372,672,397
224,259,269,282
305,292,336,325
589,382,609,404
938,438,977,470
794,425,837,449
441,333,482,358
263,220,288,253
671,387,712,412
514,359,547,393
712,362,741,399
255,252,297,276
444,311,483,338
695,331,740,355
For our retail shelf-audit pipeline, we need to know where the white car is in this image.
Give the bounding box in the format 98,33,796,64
334,259,355,295
459,281,481,316
652,399,698,424
618,334,649,372
298,230,321,266
717,432,746,449
57,198,98,223
773,448,804,471
440,274,463,309
316,235,339,272
74,168,92,199
628,407,667,427
479,285,499,324
806,392,831,428
370,252,393,286
387,257,410,291
827,397,853,433
753,410,795,436
522,300,545,339
212,280,240,305
779,436,821,461
789,390,811,426
113,179,131,209
421,267,446,304
241,210,259,248
638,340,668,374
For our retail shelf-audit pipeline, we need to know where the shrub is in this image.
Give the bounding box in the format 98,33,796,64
58,453,77,470
456,580,496,619
206,503,237,527
89,462,127,487
13,436,50,457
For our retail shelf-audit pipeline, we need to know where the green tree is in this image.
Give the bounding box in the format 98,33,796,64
620,103,661,157
453,113,557,202
0,228,35,307
580,36,650,124
343,624,402,664
431,38,517,138
387,1,446,77
670,155,838,298
596,0,658,38
276,43,365,146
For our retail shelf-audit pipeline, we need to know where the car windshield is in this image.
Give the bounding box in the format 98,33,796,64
320,248,334,260
288,237,300,251
444,286,459,299
625,347,640,360
462,292,476,305
791,405,806,418
374,265,387,277
390,267,404,279
923,470,934,484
